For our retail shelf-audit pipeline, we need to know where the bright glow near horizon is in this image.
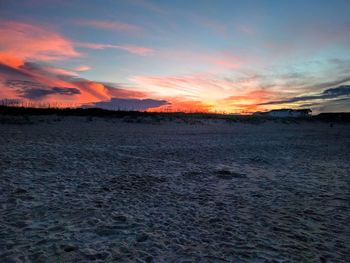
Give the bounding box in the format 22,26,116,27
0,0,350,113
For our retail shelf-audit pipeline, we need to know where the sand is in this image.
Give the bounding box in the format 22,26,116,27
0,116,349,262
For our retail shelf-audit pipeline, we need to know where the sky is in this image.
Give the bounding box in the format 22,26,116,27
0,0,349,114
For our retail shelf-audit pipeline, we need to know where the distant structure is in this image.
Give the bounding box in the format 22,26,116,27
253,109,312,117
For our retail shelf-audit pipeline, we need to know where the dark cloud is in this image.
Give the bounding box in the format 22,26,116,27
0,63,32,78
84,98,169,111
305,77,350,91
5,80,80,99
323,85,350,96
20,62,42,72
260,85,350,105
22,87,80,99
313,97,350,113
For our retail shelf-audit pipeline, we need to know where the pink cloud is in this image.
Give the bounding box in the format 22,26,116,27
0,60,149,106
0,20,80,66
18,64,91,78
75,42,154,56
116,45,154,56
0,58,282,114
40,66,79,77
0,20,155,106
76,19,141,32
74,65,91,72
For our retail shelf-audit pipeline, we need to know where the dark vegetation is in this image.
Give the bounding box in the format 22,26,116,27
316,112,350,122
0,105,349,124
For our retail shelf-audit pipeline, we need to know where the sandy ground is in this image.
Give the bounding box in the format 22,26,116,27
0,117,349,262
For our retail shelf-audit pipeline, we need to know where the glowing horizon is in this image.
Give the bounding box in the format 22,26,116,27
1,1,349,114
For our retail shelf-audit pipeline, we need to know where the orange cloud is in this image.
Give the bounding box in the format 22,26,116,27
147,98,212,113
0,57,277,113
225,89,274,102
216,89,275,113
131,73,280,114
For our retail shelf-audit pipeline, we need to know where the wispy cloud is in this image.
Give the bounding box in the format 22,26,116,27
304,76,350,91
75,19,141,32
262,22,350,61
131,73,235,100
73,65,91,72
75,42,154,56
130,72,282,113
260,85,350,105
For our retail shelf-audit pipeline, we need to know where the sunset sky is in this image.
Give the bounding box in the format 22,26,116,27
0,0,349,113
